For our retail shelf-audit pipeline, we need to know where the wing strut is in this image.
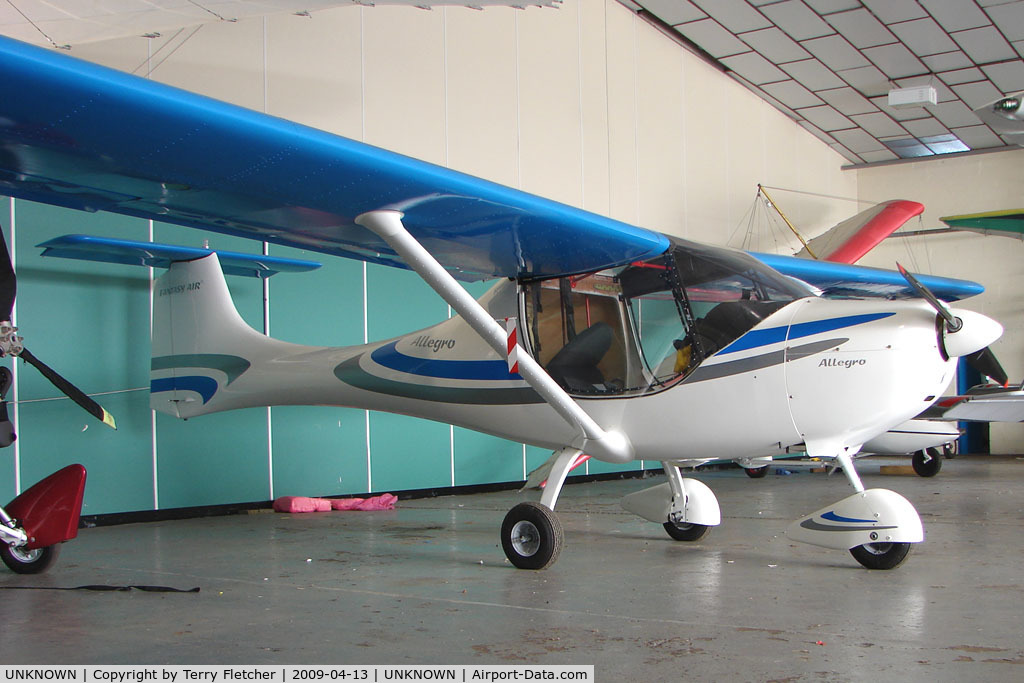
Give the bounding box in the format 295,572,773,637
355,210,633,465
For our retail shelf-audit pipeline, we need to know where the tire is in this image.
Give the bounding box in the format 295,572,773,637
744,466,769,479
500,502,563,570
912,448,942,477
1,543,60,574
662,521,711,542
849,541,912,570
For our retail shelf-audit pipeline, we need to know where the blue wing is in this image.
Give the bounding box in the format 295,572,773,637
753,252,983,302
0,35,983,300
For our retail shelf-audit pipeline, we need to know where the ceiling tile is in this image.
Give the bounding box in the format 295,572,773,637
951,124,1005,148
938,67,986,85
832,127,886,152
818,86,878,114
780,58,847,89
760,0,836,41
850,111,908,137
797,104,855,130
982,61,1024,94
919,0,991,32
985,1,1024,42
921,50,974,71
691,0,772,32
637,0,706,25
801,34,871,70
829,141,864,164
675,19,749,58
929,100,984,127
740,80,801,120
923,136,971,154
797,119,836,146
951,26,1018,64
804,0,862,13
902,116,951,137
761,79,826,107
826,8,898,48
952,79,1006,108
721,51,789,84
859,149,901,163
741,27,812,63
882,137,935,158
870,95,935,120
888,18,959,56
862,43,928,78
860,0,927,24
838,64,890,96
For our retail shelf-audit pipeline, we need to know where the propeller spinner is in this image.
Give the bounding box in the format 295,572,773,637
897,263,1007,385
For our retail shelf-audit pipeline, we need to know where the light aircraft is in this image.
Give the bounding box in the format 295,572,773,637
0,35,1005,572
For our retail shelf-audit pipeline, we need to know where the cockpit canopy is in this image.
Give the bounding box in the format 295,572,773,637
522,238,812,396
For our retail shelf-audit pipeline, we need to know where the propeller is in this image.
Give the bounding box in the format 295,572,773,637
0,226,116,433
897,263,1008,386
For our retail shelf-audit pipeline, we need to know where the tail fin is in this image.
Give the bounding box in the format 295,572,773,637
151,254,267,418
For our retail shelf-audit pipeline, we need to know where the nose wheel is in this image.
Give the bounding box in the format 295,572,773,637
1,543,60,574
500,502,563,570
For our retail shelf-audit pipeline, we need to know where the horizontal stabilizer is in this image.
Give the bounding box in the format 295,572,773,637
37,234,321,278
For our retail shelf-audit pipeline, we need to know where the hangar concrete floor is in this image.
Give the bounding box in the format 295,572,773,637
2,455,1023,680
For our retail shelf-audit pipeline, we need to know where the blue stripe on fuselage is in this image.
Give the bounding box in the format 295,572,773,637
370,341,522,381
718,312,895,355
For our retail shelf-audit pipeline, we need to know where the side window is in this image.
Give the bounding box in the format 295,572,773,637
523,275,628,395
628,295,694,381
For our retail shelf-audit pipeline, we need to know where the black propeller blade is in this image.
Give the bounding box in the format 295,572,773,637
0,225,116,430
964,347,1010,388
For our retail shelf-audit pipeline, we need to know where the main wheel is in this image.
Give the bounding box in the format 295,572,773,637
912,448,942,477
744,466,769,479
662,521,711,542
500,502,563,570
850,541,912,570
1,543,60,574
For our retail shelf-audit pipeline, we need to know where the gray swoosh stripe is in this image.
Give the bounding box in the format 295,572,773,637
334,356,544,405
683,338,847,384
799,519,898,532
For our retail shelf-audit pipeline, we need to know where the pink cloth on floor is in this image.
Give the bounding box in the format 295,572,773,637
331,493,398,511
273,496,332,513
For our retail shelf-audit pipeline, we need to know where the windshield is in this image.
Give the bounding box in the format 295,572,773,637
523,238,812,396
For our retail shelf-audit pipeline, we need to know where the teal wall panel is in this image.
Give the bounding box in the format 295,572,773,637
453,428,523,487
0,205,13,504
266,247,369,498
155,408,270,508
271,405,367,497
11,201,155,512
369,412,450,492
17,391,154,515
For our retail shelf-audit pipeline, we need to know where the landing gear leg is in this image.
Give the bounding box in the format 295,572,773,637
501,447,579,569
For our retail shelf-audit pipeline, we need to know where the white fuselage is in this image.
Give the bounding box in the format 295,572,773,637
151,255,957,464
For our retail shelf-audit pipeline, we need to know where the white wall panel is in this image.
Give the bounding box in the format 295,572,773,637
266,10,363,137
363,6,446,164
444,7,519,186
604,3,640,226
516,3,583,206
857,149,1024,453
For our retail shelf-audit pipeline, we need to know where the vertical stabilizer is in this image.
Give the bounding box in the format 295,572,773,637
151,254,268,418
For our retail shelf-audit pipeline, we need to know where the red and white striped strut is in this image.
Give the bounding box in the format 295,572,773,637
505,316,519,375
